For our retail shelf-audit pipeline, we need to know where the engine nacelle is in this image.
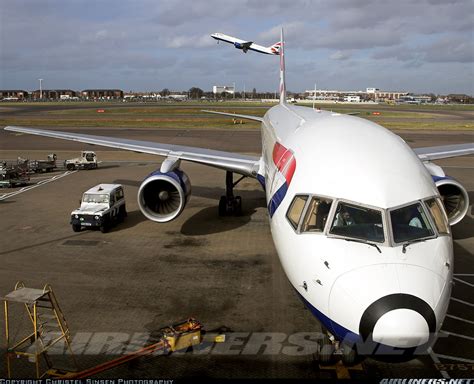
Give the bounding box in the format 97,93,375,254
433,176,469,225
138,169,191,223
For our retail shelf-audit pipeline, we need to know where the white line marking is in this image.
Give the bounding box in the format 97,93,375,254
428,348,450,379
434,353,474,364
446,314,474,325
0,171,77,201
440,330,474,341
451,297,474,307
453,277,474,288
454,273,474,277
441,165,474,169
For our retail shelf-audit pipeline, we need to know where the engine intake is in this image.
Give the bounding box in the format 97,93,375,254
138,169,191,222
433,176,469,225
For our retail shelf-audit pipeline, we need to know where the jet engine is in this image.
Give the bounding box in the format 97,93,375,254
138,169,191,222
433,176,469,225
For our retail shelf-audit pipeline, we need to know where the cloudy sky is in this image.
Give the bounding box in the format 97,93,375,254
1,0,473,94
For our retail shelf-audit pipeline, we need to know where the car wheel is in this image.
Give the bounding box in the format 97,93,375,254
100,221,109,233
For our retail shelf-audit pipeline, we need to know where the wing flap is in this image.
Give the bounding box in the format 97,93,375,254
4,126,260,177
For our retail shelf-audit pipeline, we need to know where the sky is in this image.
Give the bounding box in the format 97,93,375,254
0,0,473,94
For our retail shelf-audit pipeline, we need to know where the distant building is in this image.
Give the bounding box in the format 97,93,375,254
305,87,408,102
81,89,124,100
213,85,235,95
31,89,77,100
397,94,432,104
344,95,361,103
447,94,473,104
0,90,29,100
168,94,188,100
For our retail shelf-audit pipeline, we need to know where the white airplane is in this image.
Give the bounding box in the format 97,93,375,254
211,32,281,55
4,29,474,361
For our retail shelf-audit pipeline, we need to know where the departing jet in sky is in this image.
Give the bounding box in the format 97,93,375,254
211,32,281,55
4,29,474,362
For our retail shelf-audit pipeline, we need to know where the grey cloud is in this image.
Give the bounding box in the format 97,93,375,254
329,51,352,60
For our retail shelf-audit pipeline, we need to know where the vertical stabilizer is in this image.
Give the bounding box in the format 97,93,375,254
279,28,286,105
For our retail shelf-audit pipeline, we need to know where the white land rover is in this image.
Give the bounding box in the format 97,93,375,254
71,184,127,233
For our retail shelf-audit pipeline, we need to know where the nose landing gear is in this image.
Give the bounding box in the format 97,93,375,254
218,171,245,216
318,329,359,366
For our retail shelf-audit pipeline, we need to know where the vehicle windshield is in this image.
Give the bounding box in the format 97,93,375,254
390,202,434,243
82,193,109,204
329,202,385,243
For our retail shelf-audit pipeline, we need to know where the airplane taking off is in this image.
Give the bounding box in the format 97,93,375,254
4,29,474,362
211,32,281,55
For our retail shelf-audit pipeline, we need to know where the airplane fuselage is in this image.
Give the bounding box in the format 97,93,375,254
211,32,279,55
259,103,453,349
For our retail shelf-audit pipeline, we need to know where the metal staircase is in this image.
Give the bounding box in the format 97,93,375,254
2,282,78,378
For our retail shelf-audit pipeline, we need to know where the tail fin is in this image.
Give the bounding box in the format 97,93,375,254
279,28,286,105
268,41,281,55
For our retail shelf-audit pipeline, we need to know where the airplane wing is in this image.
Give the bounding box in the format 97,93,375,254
414,143,474,161
3,126,260,177
201,110,264,122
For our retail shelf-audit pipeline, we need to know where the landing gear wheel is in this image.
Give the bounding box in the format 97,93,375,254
66,164,75,171
318,332,335,365
218,195,242,216
341,343,357,366
218,196,227,216
218,171,246,217
72,224,81,232
234,196,242,216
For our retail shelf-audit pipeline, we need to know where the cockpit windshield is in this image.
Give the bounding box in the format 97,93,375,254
390,202,434,243
329,202,385,243
82,193,109,204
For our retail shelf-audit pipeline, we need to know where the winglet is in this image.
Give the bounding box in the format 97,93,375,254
279,28,286,105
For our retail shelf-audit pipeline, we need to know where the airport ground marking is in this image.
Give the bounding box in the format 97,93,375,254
439,330,474,341
453,277,474,288
446,314,474,325
434,353,474,364
450,297,474,307
428,348,450,379
0,170,78,201
441,165,474,169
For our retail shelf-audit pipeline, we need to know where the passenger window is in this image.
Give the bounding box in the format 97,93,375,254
286,195,308,230
425,198,449,235
302,197,333,232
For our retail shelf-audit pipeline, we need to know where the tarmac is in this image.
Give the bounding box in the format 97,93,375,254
0,106,473,380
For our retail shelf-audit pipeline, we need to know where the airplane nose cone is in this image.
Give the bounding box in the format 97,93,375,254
359,294,436,348
372,309,429,348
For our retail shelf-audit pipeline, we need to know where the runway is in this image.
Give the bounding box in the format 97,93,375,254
0,105,473,379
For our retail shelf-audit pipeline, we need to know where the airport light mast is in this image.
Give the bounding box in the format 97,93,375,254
38,78,43,100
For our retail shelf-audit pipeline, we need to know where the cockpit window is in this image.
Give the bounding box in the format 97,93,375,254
425,198,449,235
301,197,333,232
390,202,434,243
286,195,308,230
329,202,385,243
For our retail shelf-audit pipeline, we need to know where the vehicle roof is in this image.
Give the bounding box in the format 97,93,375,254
83,184,122,194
